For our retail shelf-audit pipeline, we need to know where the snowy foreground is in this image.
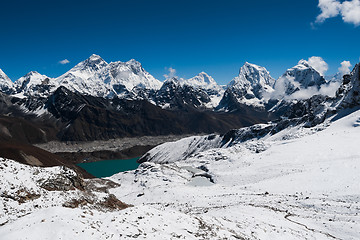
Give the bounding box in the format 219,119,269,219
1,110,360,239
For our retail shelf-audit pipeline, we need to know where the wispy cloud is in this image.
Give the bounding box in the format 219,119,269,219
59,59,70,65
163,67,177,79
307,56,329,76
272,79,341,101
315,0,360,26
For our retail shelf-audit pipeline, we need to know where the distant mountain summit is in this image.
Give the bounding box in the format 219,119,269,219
14,71,54,97
101,59,162,98
56,55,163,98
183,72,225,108
151,71,225,110
0,69,15,95
274,60,326,97
56,54,109,97
231,62,275,93
217,62,275,111
153,76,214,109
181,72,218,89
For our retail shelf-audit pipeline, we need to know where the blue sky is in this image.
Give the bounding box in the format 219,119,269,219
0,0,359,84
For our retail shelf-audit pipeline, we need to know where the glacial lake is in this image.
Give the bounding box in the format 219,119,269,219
77,157,140,178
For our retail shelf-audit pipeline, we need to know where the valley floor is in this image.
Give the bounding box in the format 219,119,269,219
35,134,195,163
35,135,196,154
1,110,360,239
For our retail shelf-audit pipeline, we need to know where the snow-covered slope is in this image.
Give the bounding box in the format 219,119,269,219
0,158,128,225
110,106,360,239
139,134,223,164
3,103,360,239
218,62,275,110
0,69,15,94
0,158,247,239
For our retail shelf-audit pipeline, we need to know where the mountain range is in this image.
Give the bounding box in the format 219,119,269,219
0,55,350,144
1,54,344,109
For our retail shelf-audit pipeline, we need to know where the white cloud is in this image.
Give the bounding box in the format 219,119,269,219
338,61,352,75
163,67,177,79
319,81,342,97
341,0,360,25
59,59,70,65
307,56,329,76
316,0,341,23
282,82,341,101
315,0,360,26
286,86,319,101
271,76,289,100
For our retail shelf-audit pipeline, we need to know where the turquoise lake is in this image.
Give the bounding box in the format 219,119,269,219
77,157,140,178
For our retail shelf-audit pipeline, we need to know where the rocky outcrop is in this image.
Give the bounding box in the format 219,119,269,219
40,166,85,191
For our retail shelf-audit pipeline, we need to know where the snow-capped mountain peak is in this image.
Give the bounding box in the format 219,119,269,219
57,54,108,83
0,68,12,83
162,77,181,86
24,71,39,77
54,55,109,97
13,71,56,98
103,59,162,94
217,62,275,110
297,59,311,68
0,68,15,94
20,71,49,83
183,72,225,108
126,58,142,67
230,62,275,90
69,54,108,74
89,53,102,60
273,60,326,97
157,74,225,109
16,71,49,84
184,72,216,87
220,62,274,108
